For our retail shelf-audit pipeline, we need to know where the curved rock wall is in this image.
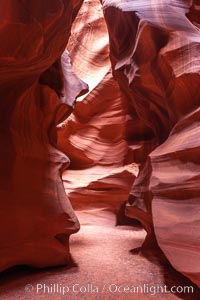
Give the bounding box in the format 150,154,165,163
102,0,200,286
0,0,84,271
0,0,199,287
57,0,138,212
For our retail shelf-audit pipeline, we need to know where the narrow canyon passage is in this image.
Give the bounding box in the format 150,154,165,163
0,0,199,299
0,209,199,300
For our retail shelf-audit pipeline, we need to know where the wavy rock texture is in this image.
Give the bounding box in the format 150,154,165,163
1,0,200,289
102,0,200,286
0,0,86,271
57,0,139,212
150,108,200,286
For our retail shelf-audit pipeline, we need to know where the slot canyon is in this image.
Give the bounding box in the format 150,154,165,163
0,0,199,299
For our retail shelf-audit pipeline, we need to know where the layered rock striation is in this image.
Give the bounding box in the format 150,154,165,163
0,0,86,271
102,0,200,286
0,0,199,287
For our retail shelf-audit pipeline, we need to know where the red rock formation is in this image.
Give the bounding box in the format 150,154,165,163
0,0,199,288
0,0,86,271
150,107,200,287
102,0,200,286
57,0,138,212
